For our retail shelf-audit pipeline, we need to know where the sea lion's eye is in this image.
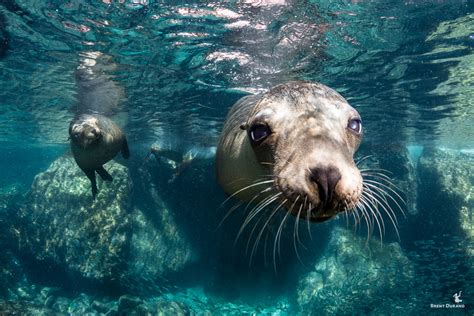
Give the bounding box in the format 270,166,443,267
249,124,271,144
348,118,362,134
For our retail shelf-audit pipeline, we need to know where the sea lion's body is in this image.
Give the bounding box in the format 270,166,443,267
69,114,129,199
217,81,364,222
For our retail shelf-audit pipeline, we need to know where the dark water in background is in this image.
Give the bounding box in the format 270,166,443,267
0,0,473,314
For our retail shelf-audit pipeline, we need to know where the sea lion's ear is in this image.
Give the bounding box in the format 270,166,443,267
240,123,249,130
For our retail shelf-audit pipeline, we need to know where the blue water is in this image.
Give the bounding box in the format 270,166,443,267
0,0,473,314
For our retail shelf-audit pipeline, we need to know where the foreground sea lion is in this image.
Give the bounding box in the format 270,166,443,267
69,114,129,199
216,81,364,222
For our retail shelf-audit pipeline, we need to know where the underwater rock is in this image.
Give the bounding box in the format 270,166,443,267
0,299,55,315
417,148,473,254
155,298,189,315
117,295,142,312
297,227,414,315
17,155,131,281
92,299,116,314
0,282,296,315
16,155,194,288
0,185,26,298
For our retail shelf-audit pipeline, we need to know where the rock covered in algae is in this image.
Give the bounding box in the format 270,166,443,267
297,227,414,315
418,148,473,255
0,185,26,297
0,300,57,315
0,284,294,315
16,155,194,286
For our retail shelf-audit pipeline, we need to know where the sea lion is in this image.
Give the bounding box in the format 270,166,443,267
146,144,197,183
69,114,129,199
216,81,363,222
69,52,129,199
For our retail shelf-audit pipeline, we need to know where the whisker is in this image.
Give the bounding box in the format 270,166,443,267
242,194,281,252
236,193,282,245
294,198,307,247
286,195,300,256
361,172,405,196
352,203,362,231
263,228,271,267
355,199,373,244
245,192,281,226
306,201,313,240
221,179,275,206
363,183,397,226
219,183,276,229
363,179,407,216
350,207,360,234
274,207,291,272
360,194,384,244
343,201,350,228
363,184,401,241
293,206,306,265
359,195,375,228
357,200,372,244
361,191,382,232
358,197,377,238
355,155,373,166
360,170,394,180
244,185,277,213
363,180,405,222
360,167,394,176
250,198,287,265
218,200,244,229
245,214,266,257
218,185,277,233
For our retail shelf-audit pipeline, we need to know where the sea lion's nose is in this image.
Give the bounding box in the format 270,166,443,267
309,166,341,207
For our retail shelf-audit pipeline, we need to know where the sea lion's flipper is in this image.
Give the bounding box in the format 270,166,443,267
122,137,130,159
96,166,113,182
83,168,98,200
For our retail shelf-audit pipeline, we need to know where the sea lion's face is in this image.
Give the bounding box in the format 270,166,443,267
69,116,102,148
245,82,363,222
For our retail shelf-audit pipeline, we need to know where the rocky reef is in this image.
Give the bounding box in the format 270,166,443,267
1,284,293,315
417,148,473,254
2,146,473,314
0,184,26,298
14,155,194,290
297,227,415,315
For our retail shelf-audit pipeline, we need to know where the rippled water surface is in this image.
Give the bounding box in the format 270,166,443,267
1,0,472,150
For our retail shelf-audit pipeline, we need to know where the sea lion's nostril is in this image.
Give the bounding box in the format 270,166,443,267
92,128,100,136
309,166,341,206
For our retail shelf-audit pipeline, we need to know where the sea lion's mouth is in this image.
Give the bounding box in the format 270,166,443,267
305,204,347,223
310,215,333,223
302,191,363,222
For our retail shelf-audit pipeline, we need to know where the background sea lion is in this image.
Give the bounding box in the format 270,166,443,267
216,81,364,222
69,114,129,199
69,52,129,199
